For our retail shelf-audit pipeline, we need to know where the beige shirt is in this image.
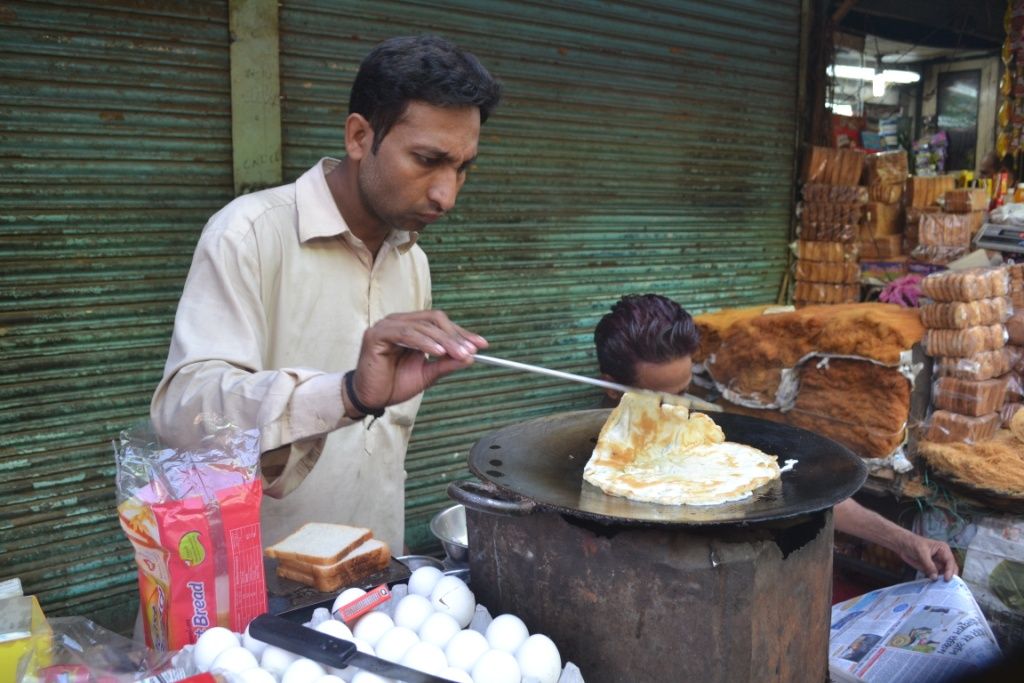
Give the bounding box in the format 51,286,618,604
151,158,431,551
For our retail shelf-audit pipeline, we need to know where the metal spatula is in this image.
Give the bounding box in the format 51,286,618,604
472,353,722,412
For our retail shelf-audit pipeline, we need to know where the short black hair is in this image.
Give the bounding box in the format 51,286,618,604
349,35,502,153
594,294,700,385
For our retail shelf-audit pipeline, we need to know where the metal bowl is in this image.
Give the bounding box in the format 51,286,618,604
429,503,468,564
395,555,445,572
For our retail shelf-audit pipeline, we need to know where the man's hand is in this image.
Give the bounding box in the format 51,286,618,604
347,310,487,414
894,531,958,582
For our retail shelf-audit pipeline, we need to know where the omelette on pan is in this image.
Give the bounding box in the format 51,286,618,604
583,393,796,505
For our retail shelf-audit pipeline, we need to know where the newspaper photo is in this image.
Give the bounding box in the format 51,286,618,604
829,577,1002,683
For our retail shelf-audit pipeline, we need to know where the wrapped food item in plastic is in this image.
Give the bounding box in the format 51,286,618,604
859,235,903,259
803,145,865,186
944,188,990,213
909,243,970,265
931,376,1010,417
114,422,266,651
1002,401,1024,427
917,212,972,247
1008,264,1024,309
802,183,868,204
861,201,903,237
800,201,863,226
923,324,1008,357
919,297,1012,329
795,260,860,284
863,149,908,186
1006,309,1024,344
793,281,860,306
906,175,956,209
867,181,904,204
919,266,1011,302
796,239,859,262
933,348,1013,381
924,410,1001,444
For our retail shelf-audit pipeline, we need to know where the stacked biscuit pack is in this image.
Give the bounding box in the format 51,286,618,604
859,150,908,264
920,267,1013,444
795,146,865,306
903,175,956,264
1003,263,1024,426
908,187,987,268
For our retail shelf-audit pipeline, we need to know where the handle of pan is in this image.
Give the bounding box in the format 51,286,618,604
448,480,536,516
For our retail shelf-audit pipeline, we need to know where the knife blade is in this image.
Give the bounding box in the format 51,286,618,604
248,614,458,683
471,353,722,412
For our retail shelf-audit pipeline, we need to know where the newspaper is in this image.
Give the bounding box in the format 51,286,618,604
829,577,1002,683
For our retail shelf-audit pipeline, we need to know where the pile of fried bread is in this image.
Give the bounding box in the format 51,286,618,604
266,523,390,593
583,392,794,505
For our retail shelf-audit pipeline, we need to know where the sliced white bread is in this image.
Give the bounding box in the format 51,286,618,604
264,522,372,566
276,539,391,593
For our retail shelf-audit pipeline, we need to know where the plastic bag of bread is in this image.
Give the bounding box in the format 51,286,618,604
917,213,972,246
933,348,1012,381
922,324,1007,357
1006,371,1024,401
919,297,1012,329
944,188,989,213
863,149,908,186
794,260,860,284
1005,402,1024,429
796,239,859,263
919,266,1011,302
924,410,1000,444
931,376,1010,417
802,183,868,204
910,244,970,265
1006,310,1024,345
794,281,859,305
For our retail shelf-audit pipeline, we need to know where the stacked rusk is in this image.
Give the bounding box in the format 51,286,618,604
265,523,391,593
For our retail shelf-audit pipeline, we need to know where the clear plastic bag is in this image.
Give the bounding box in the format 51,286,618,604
114,422,266,651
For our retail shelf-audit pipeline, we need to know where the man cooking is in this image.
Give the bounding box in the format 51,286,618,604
594,293,958,582
150,35,501,552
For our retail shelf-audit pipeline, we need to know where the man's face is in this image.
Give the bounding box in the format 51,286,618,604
632,356,694,395
356,101,481,234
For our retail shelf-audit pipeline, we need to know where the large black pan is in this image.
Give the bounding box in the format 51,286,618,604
465,409,867,526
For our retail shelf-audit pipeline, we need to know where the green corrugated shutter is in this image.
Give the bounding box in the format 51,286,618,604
0,0,232,631
279,0,802,551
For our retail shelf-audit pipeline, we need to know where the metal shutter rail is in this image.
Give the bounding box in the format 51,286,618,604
279,0,800,552
0,0,233,632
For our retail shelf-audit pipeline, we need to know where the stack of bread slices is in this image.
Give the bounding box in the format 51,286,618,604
265,523,391,593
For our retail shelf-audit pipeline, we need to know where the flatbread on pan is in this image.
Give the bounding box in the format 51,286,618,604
583,393,792,506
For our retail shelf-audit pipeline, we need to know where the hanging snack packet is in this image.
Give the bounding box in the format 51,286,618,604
114,423,266,651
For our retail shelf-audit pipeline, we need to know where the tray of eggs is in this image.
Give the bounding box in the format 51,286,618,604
186,565,582,683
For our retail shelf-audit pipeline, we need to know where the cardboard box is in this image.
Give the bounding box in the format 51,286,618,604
862,201,903,236
858,235,903,259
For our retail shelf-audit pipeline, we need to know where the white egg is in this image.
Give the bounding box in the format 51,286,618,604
485,614,529,653
332,587,368,614
260,645,299,677
281,657,327,683
242,624,269,659
316,619,355,641
316,676,347,683
210,645,259,674
400,641,448,675
429,577,476,628
194,627,241,671
351,672,391,683
515,633,562,683
393,594,434,632
471,649,520,683
234,668,278,683
375,626,419,663
444,629,489,672
351,611,394,648
440,667,474,683
407,566,445,597
418,612,462,649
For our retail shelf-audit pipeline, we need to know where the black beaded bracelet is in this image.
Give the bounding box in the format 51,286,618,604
344,370,386,418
